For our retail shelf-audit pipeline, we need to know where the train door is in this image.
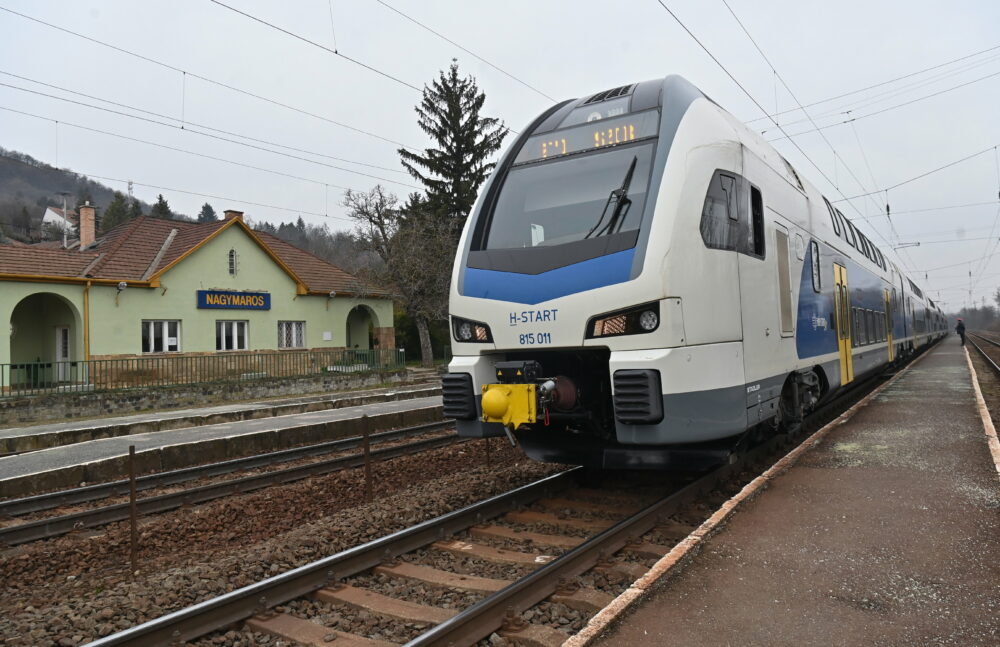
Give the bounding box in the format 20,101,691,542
834,263,854,385
884,289,894,362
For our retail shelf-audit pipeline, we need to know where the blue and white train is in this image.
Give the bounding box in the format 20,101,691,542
442,75,947,469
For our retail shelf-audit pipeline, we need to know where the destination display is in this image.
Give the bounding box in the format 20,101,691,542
196,290,271,310
514,110,659,165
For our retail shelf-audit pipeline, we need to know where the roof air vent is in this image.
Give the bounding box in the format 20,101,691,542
584,84,635,105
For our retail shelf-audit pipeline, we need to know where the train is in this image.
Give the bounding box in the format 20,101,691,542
441,75,947,469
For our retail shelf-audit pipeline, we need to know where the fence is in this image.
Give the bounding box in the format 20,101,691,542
0,348,406,398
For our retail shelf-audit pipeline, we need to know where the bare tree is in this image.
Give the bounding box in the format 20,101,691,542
344,186,453,367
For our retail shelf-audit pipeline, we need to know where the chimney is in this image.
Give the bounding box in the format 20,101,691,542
79,200,96,248
223,210,244,221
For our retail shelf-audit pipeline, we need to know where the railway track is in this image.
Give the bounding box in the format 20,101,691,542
80,360,899,647
0,420,456,546
967,332,1000,374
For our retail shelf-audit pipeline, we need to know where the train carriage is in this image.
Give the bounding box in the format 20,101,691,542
443,75,946,469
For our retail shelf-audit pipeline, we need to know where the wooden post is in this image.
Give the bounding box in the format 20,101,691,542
362,415,372,503
128,445,139,574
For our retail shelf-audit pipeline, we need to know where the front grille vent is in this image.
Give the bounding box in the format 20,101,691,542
613,369,663,424
584,84,635,105
442,373,477,420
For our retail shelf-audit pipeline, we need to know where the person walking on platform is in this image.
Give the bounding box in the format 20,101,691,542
956,318,966,345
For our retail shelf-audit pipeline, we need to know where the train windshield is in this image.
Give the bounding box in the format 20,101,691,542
484,141,655,250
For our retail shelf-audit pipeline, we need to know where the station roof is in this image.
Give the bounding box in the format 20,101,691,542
0,215,385,297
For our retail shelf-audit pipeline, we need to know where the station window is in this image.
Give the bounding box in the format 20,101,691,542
216,320,248,351
278,321,306,349
228,249,238,276
141,320,180,353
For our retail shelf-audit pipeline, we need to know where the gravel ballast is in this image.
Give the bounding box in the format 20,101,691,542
1,439,561,646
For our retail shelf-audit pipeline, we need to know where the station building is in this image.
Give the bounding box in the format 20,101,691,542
0,206,395,381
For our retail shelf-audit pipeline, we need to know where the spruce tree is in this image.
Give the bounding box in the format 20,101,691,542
150,194,172,219
101,191,129,232
197,202,218,222
127,199,143,220
398,60,507,230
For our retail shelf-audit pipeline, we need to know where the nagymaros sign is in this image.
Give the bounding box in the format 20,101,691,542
196,290,271,310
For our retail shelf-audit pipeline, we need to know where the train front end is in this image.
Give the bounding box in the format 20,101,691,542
444,76,730,469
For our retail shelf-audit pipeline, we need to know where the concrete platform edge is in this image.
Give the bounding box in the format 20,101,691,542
0,385,441,454
963,347,1000,479
0,405,443,498
562,350,938,647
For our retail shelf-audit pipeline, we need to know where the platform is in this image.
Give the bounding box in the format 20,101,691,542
0,395,443,498
591,338,1000,646
0,383,440,454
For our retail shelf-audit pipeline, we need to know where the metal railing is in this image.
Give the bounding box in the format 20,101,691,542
0,348,405,398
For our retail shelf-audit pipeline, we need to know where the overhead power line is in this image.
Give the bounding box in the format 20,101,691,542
834,145,998,201
208,0,422,92
858,200,1000,220
0,104,359,190
373,0,555,102
766,68,1000,140
0,4,416,150
745,40,1000,123
0,149,349,221
0,75,418,187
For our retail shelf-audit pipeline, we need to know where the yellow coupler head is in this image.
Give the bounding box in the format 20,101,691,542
481,383,537,430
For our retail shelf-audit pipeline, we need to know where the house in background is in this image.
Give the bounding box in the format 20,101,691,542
0,206,395,385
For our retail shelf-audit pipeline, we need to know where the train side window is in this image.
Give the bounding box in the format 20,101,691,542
809,241,821,292
750,185,765,257
837,209,857,247
700,170,744,253
824,197,841,236
866,310,874,345
852,308,861,345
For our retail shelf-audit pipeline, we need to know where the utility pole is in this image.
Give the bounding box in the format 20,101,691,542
56,190,72,248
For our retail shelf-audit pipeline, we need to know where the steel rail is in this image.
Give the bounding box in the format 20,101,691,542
407,433,776,646
80,469,579,647
81,351,913,647
0,420,452,517
967,334,1000,374
0,433,461,546
968,331,1000,350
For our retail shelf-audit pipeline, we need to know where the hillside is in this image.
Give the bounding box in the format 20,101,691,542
0,148,156,242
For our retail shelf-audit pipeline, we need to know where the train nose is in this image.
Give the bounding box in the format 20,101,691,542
482,387,511,419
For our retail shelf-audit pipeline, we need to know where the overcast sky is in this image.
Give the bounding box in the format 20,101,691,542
1,0,999,311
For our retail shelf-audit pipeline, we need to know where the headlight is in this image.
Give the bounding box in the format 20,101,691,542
451,316,493,343
586,302,660,338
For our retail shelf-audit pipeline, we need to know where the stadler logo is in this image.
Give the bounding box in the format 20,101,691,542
197,290,271,310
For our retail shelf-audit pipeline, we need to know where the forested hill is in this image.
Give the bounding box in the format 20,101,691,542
0,148,152,242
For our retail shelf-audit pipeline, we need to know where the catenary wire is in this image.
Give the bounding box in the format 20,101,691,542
0,76,418,186
767,68,1000,141
0,150,350,221
834,145,998,201
0,4,417,150
764,52,1000,130
373,0,555,101
208,0,422,92
0,104,361,191
744,40,1000,123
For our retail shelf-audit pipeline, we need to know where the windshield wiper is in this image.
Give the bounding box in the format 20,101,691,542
585,155,638,239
